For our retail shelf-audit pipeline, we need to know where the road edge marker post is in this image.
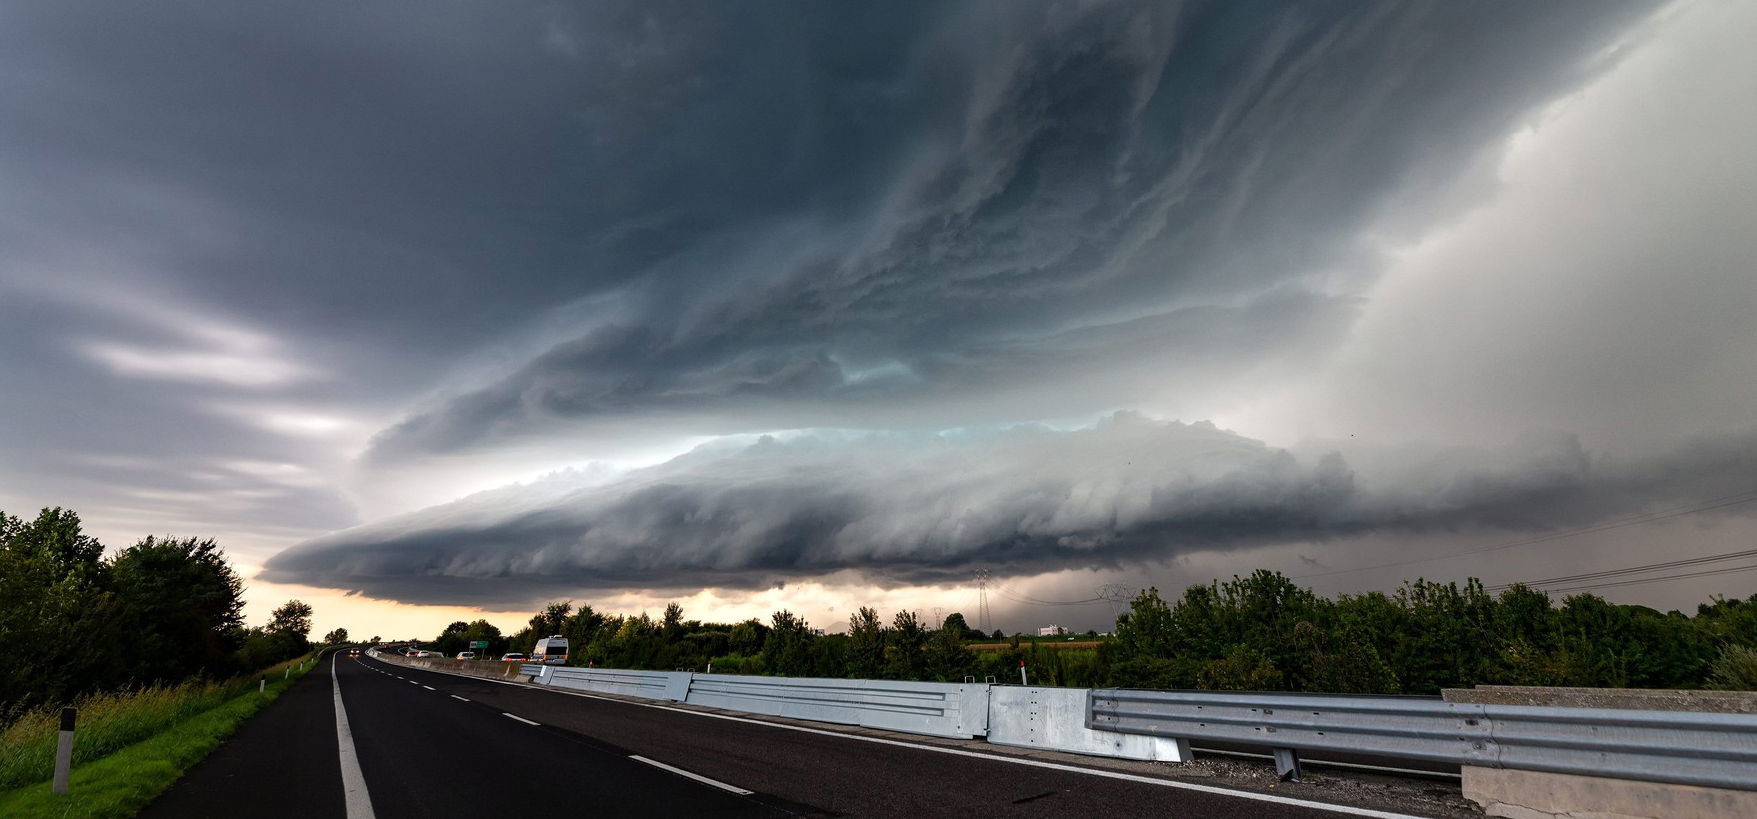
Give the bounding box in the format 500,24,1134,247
52,707,75,794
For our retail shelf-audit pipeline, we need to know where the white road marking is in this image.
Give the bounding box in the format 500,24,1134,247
502,712,540,726
398,665,1424,819
422,685,436,691
629,755,753,795
450,695,470,702
330,654,377,819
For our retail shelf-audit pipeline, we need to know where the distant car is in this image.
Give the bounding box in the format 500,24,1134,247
456,651,475,660
500,653,527,662
348,649,361,657
416,650,442,658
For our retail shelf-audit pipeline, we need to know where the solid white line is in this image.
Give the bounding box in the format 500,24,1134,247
330,654,376,819
450,695,470,702
502,712,540,726
422,685,436,691
629,754,753,795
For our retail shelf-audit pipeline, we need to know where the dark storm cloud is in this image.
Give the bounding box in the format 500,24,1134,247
367,0,1653,459
264,415,1757,607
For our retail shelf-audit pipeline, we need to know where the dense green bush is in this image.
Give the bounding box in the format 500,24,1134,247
496,568,1757,694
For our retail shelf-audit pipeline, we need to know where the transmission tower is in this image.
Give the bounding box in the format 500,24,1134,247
1096,583,1135,626
975,569,992,634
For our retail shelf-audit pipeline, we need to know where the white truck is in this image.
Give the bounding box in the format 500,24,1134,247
532,635,569,665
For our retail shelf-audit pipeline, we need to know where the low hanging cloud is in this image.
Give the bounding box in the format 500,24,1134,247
263,414,1757,606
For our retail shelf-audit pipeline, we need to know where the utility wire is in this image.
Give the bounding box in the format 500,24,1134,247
1529,563,1757,596
988,582,1105,607
1487,546,1757,592
1292,489,1757,581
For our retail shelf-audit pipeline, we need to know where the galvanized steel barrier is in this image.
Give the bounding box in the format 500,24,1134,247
373,649,1757,794
543,667,690,701
686,673,988,739
1088,688,1757,790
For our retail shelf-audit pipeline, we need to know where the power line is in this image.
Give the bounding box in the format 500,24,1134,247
1292,489,1757,581
1488,547,1757,592
1530,563,1757,596
988,581,1105,607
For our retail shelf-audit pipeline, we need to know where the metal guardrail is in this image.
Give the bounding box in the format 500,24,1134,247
1089,688,1757,790
545,667,688,701
685,674,989,739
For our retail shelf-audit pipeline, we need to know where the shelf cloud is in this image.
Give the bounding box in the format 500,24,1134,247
267,415,1757,606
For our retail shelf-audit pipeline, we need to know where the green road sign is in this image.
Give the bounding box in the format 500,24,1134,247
469,640,489,649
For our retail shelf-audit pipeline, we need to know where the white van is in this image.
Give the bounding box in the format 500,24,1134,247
532,635,569,665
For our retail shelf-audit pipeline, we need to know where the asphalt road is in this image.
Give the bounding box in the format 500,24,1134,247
145,652,1410,818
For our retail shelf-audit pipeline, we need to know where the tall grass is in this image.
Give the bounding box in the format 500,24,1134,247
0,654,312,790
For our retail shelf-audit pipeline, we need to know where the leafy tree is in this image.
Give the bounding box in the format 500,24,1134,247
263,599,314,660
461,620,502,652
0,509,119,708
268,600,314,639
942,612,982,640
846,607,886,679
1109,588,1189,688
762,611,814,677
883,610,926,680
323,628,350,644
104,534,247,683
529,601,572,638
662,603,685,641
729,619,767,655
925,614,976,681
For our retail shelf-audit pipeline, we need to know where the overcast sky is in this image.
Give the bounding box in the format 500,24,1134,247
3,1,1753,637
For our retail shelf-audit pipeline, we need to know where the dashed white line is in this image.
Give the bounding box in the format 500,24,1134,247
422,685,436,691
501,712,540,726
401,665,1424,819
629,755,753,795
450,695,470,702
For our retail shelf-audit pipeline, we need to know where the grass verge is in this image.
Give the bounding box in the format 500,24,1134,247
0,653,324,818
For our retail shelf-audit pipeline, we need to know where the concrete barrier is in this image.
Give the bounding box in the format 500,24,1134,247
989,687,1188,762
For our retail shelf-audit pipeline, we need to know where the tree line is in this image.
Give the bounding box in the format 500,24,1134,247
461,569,1756,693
0,507,324,718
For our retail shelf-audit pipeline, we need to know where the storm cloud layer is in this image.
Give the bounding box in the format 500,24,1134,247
265,415,1757,606
366,0,1652,458
6,1,1754,623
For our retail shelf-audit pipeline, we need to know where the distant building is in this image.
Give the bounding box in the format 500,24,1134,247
1037,625,1067,636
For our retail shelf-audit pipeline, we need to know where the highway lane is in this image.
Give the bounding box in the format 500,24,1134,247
141,655,345,818
337,653,785,817
353,654,1419,818
146,649,1429,818
146,652,791,818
